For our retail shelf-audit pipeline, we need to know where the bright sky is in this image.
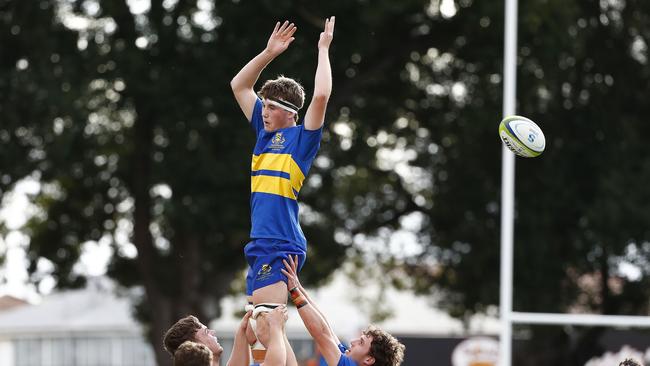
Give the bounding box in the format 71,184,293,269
0,179,40,300
0,179,111,302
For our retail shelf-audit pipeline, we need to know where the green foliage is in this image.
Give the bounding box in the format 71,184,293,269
3,0,650,364
515,0,650,314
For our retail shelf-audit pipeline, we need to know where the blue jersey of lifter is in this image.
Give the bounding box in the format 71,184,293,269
336,344,357,366
250,98,323,246
337,354,358,366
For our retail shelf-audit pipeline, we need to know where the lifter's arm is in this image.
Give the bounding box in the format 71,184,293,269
226,311,252,366
282,257,343,366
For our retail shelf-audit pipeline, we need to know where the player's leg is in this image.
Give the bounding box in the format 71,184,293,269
251,281,287,304
249,305,299,366
244,242,271,364
245,240,306,365
247,239,306,305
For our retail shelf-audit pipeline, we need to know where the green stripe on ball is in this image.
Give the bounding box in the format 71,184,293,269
499,119,541,158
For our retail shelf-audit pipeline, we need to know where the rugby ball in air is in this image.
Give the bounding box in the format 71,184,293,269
498,115,546,157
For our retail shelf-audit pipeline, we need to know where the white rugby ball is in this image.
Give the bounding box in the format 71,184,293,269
498,115,546,157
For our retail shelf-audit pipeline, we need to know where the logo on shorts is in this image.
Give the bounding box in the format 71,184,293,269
257,264,273,281
269,132,285,150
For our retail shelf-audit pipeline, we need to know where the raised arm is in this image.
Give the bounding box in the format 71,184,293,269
304,16,335,131
230,21,297,121
226,311,252,366
282,256,341,345
284,334,299,366
259,306,288,366
281,256,342,366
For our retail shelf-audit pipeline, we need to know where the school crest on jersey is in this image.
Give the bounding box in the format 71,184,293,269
269,132,286,150
256,263,273,281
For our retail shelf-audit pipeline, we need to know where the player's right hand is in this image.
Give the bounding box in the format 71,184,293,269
239,310,252,332
266,20,297,56
267,305,288,328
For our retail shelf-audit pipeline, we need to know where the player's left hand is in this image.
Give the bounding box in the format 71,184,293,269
318,16,335,50
266,20,297,56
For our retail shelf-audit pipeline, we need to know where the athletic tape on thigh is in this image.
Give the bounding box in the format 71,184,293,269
253,303,281,319
248,303,283,363
248,303,283,341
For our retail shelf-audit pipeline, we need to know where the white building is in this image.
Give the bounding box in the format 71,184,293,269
0,281,156,366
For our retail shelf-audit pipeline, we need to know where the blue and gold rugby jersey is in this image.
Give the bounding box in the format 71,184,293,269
249,98,323,247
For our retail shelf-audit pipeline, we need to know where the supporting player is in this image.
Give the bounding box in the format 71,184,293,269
163,315,224,366
230,16,335,364
174,341,213,366
282,256,406,366
227,307,290,366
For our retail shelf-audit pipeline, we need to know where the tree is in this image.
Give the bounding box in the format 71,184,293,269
332,0,650,364
303,0,650,363
3,1,650,365
1,1,348,365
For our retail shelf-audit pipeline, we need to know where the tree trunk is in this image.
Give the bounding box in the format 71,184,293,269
131,99,171,366
149,298,174,366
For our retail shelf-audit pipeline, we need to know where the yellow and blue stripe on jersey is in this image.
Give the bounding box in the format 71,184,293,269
248,98,323,247
251,153,305,200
